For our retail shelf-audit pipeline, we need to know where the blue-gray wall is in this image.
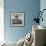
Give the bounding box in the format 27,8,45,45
40,0,46,27
4,0,40,42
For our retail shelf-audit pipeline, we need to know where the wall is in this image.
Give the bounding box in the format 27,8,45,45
40,0,46,27
0,0,4,42
4,0,40,42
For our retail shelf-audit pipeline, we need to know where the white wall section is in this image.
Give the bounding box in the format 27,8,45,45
0,0,4,42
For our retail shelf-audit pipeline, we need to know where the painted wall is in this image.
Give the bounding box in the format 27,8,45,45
0,0,4,42
40,0,46,27
4,0,40,42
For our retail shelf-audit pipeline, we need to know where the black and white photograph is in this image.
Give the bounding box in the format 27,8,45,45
10,12,24,27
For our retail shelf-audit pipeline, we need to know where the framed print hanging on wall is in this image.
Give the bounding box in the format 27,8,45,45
10,12,24,27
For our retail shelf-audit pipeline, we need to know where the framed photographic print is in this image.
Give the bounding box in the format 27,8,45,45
10,12,24,27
